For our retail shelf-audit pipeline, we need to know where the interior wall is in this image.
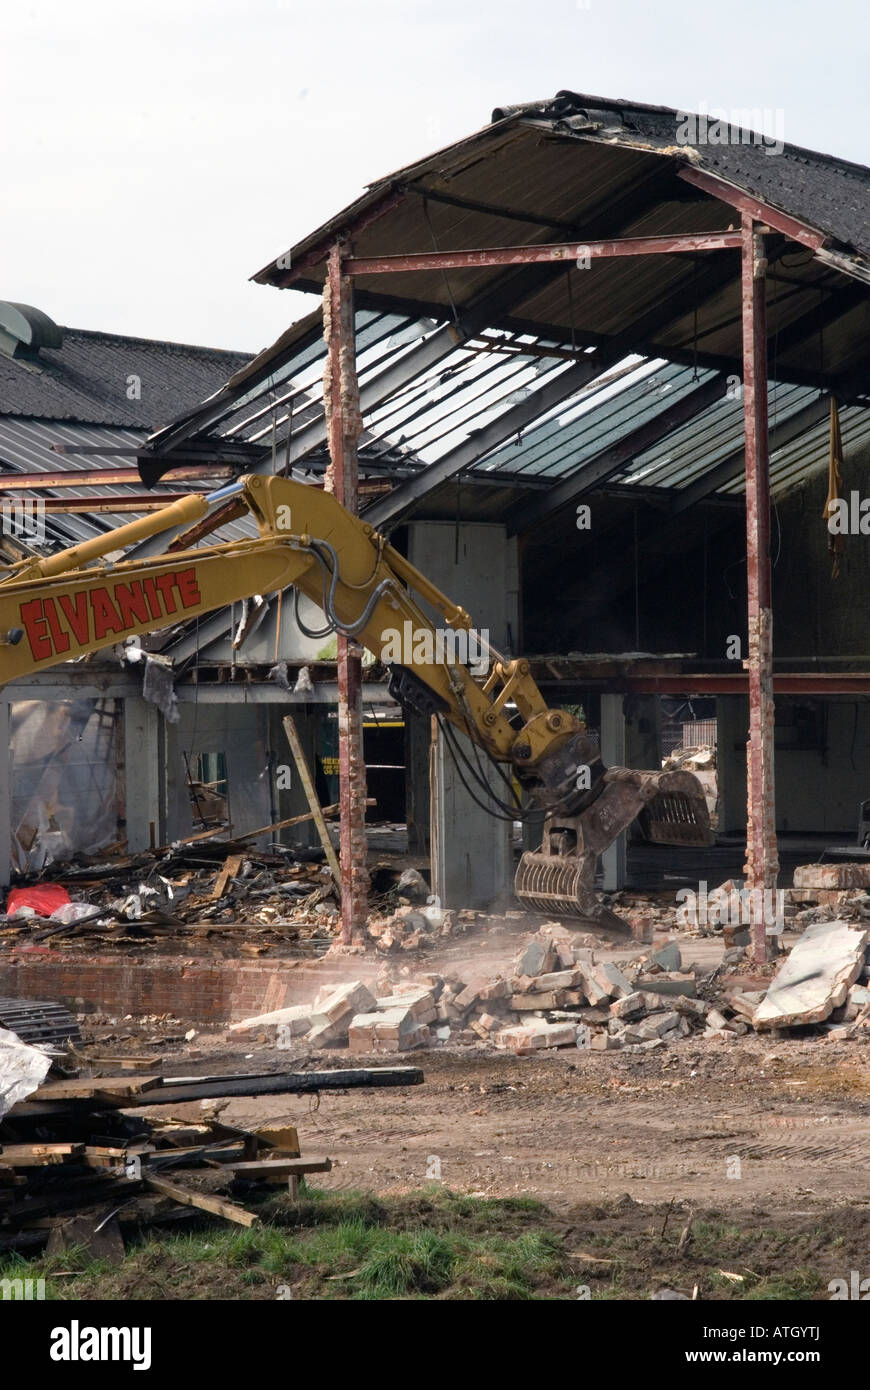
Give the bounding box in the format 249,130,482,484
9,699,121,871
432,728,512,910
165,703,274,848
717,694,869,835
408,521,519,653
193,597,329,667
407,522,519,904
772,440,870,660
625,694,661,770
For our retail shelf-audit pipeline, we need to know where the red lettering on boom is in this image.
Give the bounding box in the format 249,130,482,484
155,573,178,614
19,599,51,661
114,580,150,627
42,598,70,654
143,578,161,620
90,588,125,641
58,592,89,643
175,568,201,608
17,569,203,663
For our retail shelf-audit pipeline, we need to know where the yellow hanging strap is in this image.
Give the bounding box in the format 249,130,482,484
822,397,845,579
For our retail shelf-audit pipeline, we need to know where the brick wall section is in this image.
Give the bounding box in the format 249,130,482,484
0,953,381,1024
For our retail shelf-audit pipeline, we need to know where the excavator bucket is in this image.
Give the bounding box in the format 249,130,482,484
513,846,623,924
636,769,715,847
515,767,713,923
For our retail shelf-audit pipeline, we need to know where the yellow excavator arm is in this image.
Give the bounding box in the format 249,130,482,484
0,474,712,923
0,475,590,807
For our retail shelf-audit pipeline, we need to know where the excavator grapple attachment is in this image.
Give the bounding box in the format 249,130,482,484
513,827,623,925
638,770,715,846
515,767,713,924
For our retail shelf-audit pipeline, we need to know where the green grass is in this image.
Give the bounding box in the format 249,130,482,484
0,1186,847,1301
0,1187,569,1302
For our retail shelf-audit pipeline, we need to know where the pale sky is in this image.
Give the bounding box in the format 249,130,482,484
3,0,866,353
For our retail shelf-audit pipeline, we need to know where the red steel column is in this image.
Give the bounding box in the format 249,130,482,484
740,213,778,963
323,241,369,944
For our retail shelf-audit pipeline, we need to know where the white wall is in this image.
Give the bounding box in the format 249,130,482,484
408,522,519,654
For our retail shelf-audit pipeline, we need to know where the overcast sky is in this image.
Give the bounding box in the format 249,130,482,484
4,0,866,353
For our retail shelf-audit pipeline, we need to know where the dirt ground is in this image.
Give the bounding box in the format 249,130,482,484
117,921,870,1230
61,918,869,1299
198,1039,869,1213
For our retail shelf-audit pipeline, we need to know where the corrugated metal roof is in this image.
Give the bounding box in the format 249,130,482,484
0,418,256,551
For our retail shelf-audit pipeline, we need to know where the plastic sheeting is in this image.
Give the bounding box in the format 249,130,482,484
142,655,179,723
10,699,120,871
0,1025,51,1121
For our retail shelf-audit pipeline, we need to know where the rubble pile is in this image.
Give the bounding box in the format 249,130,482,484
788,862,870,927
234,865,870,1052
366,867,476,950
600,891,678,941
0,849,496,956
0,842,340,953
232,923,751,1055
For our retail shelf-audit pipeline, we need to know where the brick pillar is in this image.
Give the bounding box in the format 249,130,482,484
323,241,369,943
741,213,778,964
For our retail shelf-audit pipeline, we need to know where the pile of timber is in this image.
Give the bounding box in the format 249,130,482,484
0,1059,422,1252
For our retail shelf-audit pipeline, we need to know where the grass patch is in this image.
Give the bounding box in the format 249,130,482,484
0,1187,850,1301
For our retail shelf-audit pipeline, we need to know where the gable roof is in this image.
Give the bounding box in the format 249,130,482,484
248,91,870,399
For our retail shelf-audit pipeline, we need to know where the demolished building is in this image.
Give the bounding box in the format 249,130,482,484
3,91,870,987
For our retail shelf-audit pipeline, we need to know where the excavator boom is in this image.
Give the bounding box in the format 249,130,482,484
0,475,712,924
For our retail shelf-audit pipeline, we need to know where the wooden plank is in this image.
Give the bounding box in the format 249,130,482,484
255,1125,300,1157
283,715,343,888
224,1156,332,1177
0,1143,85,1167
10,1066,424,1118
144,1175,258,1227
32,1074,163,1101
210,854,245,901
83,1146,133,1170
235,798,375,842
80,1054,162,1071
236,803,339,840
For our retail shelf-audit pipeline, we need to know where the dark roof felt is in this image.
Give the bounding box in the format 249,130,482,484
0,327,252,429
497,91,870,258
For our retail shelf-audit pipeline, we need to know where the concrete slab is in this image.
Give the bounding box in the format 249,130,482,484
754,920,870,1030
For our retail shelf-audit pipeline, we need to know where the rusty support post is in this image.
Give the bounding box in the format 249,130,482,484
740,213,778,963
323,241,369,944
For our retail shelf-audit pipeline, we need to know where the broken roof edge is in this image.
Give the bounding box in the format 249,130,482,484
250,114,534,289
252,91,870,295
494,90,870,180
144,306,325,456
